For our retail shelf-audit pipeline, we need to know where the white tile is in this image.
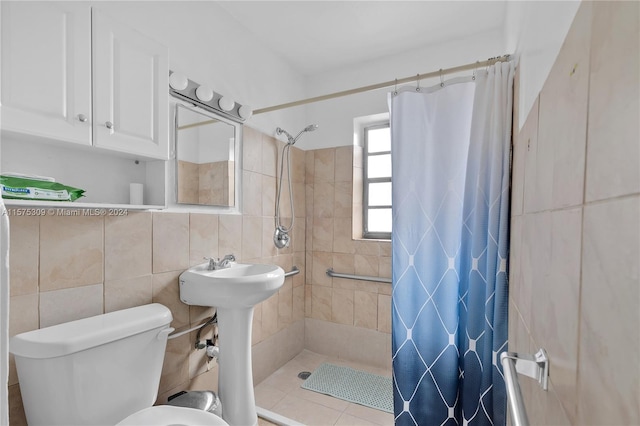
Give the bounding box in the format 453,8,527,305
578,196,640,424
531,208,581,421
152,213,189,273
260,359,309,394
518,213,551,330
189,213,219,265
152,271,189,329
9,215,39,296
585,1,640,202
39,284,103,328
538,2,591,210
254,383,287,410
39,215,103,291
521,99,548,214
288,387,350,412
508,216,523,311
104,275,153,313
344,403,394,426
271,394,343,425
105,212,152,281
335,412,378,426
290,349,330,371
544,382,572,425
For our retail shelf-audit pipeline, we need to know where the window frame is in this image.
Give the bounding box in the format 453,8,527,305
363,122,392,240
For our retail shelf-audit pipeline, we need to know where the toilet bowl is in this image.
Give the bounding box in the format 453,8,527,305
10,304,229,425
117,405,228,426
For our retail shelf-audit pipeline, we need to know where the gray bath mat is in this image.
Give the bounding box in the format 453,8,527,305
301,363,393,413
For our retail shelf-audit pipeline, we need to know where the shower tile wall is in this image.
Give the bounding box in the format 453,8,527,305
305,146,392,369
6,126,306,425
509,2,639,425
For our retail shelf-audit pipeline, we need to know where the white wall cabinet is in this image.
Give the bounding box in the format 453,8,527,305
92,9,169,159
1,3,169,208
1,2,92,146
1,4,169,160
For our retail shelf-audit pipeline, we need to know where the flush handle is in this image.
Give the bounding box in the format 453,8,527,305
156,327,175,341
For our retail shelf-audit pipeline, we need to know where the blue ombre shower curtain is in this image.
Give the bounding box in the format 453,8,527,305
390,61,514,426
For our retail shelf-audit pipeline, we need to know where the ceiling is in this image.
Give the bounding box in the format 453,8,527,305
217,1,508,76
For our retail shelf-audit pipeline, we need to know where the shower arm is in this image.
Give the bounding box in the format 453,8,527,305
276,124,318,146
290,129,307,144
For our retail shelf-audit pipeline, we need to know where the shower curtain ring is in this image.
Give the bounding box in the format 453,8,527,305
440,69,445,87
473,61,479,81
393,78,398,96
416,74,421,92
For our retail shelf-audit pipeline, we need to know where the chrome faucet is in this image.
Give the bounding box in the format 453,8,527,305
204,254,236,270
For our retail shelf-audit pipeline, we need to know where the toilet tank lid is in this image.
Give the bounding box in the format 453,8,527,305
10,303,173,359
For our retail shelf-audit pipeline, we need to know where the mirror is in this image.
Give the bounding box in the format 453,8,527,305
175,104,239,206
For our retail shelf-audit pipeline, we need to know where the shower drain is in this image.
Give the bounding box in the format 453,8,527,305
298,371,312,380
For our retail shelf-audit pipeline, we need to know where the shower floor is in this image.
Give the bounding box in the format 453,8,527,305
255,350,393,426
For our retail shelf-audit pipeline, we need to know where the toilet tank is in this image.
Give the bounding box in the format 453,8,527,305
10,304,174,426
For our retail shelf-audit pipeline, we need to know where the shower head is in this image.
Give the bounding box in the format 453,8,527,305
275,127,295,143
276,124,319,145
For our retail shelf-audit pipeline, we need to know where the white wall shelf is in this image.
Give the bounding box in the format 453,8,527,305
1,136,167,209
3,199,164,211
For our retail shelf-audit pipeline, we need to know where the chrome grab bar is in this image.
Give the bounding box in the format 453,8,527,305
284,266,300,278
500,348,549,426
326,268,392,283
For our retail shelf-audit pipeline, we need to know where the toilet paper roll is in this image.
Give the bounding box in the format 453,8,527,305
130,183,144,205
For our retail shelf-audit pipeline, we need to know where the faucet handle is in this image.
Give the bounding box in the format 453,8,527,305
203,256,218,270
223,254,236,262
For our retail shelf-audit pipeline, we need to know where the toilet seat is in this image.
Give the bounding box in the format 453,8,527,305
116,405,229,426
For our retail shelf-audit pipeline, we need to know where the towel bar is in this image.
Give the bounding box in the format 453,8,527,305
326,268,392,283
284,266,300,278
500,348,549,426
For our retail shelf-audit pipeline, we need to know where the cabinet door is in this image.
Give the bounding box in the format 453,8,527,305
92,10,169,160
1,2,92,145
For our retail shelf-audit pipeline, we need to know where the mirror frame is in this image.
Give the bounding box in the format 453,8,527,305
173,101,243,211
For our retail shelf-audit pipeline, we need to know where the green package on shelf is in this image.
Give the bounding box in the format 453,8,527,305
0,175,85,202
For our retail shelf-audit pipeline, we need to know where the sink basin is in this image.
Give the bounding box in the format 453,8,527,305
179,262,285,308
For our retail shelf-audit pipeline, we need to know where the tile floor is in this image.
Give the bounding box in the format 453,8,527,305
255,350,394,426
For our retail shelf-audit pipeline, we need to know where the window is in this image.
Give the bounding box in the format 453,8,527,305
363,123,392,239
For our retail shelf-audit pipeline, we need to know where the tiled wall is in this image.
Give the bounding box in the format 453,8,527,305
7,126,306,424
509,2,639,425
304,146,392,368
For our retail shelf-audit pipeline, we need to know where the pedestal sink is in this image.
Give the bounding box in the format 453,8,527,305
179,262,284,426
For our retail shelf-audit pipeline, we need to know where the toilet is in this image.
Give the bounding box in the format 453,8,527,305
9,303,228,426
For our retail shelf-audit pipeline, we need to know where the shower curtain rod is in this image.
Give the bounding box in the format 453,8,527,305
254,54,512,115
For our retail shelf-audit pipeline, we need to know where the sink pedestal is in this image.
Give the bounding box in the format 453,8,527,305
178,262,285,426
217,306,257,426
